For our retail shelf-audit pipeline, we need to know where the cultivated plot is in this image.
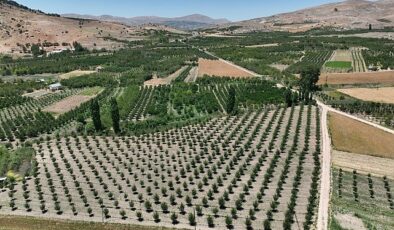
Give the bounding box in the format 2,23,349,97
0,105,321,230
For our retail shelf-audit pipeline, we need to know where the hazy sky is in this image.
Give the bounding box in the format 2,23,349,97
17,0,343,21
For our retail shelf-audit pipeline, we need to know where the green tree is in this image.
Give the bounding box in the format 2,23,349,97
299,66,320,101
90,100,102,131
73,41,86,52
31,44,42,57
110,98,120,134
284,88,293,107
226,86,236,115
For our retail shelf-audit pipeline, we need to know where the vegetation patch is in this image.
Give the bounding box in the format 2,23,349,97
0,145,36,177
325,61,352,69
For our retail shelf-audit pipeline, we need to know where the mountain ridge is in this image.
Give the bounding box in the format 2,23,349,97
62,13,231,30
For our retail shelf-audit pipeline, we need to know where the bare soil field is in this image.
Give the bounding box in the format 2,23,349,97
318,71,394,85
144,66,188,86
337,87,394,104
269,64,289,72
59,70,97,80
198,58,255,78
330,50,353,62
43,95,94,114
0,215,174,230
245,43,279,48
332,150,394,179
328,112,394,159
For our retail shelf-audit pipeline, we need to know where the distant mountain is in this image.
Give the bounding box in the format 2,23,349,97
62,13,231,30
219,0,394,33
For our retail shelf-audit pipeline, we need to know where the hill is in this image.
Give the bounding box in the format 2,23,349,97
220,0,394,33
0,0,147,55
62,13,231,30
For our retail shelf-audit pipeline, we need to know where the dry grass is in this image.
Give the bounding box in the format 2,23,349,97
332,150,394,179
337,87,394,103
198,58,254,78
0,215,176,230
330,50,353,62
328,112,394,159
59,70,97,80
43,95,94,115
318,71,394,85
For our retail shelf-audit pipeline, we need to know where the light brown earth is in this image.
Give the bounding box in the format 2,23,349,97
330,50,353,62
318,71,394,85
332,150,394,179
43,95,94,114
0,215,174,230
334,213,366,230
245,43,279,48
0,1,146,55
220,0,394,33
328,112,394,159
337,87,394,104
144,66,188,86
197,58,255,78
59,70,97,80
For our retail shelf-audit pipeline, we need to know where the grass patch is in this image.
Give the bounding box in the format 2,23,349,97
0,215,179,230
0,145,36,177
80,87,104,96
325,61,352,69
331,168,394,229
328,112,394,159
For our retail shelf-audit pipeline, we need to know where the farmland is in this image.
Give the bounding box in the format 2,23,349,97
337,87,394,104
328,112,394,159
1,17,394,230
0,104,321,229
331,168,394,229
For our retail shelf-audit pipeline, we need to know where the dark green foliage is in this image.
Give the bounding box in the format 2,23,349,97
226,86,236,115
73,42,86,52
31,44,42,57
91,100,102,131
110,98,120,134
61,73,116,88
299,66,320,100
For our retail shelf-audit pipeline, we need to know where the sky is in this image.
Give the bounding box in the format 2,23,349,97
17,0,343,21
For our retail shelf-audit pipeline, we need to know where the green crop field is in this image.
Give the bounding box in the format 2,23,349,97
325,61,352,69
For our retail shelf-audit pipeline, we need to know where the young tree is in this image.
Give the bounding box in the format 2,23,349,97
91,100,102,131
110,98,120,134
226,86,236,115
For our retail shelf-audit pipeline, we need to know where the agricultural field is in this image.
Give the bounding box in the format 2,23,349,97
197,59,255,78
318,71,394,85
337,87,394,104
330,168,394,230
328,112,394,159
0,104,321,230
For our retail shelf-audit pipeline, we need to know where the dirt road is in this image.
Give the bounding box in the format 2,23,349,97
317,102,331,230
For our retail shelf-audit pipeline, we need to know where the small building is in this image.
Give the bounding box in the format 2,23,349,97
96,66,104,72
49,83,62,91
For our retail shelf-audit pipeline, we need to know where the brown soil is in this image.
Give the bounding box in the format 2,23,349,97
59,70,97,80
198,58,254,78
332,150,394,179
328,112,394,159
337,87,394,104
43,95,94,114
318,71,394,85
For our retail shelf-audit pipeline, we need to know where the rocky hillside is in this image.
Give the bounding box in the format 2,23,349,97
223,0,394,33
62,14,231,30
0,0,147,55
